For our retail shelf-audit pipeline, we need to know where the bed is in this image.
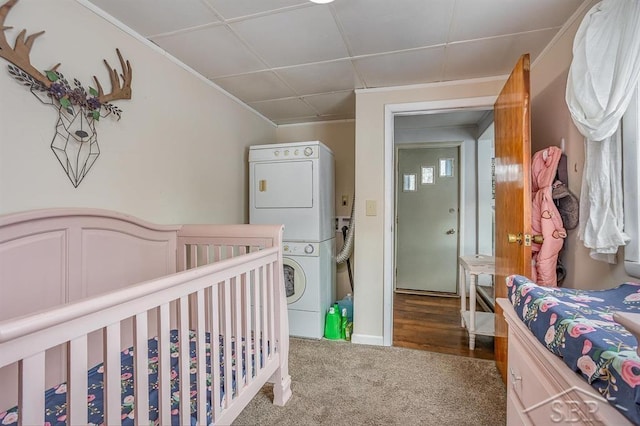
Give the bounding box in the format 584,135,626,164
0,208,291,425
498,274,640,425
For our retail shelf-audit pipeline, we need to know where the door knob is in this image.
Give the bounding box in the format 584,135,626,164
446,228,456,235
507,233,523,244
508,233,543,246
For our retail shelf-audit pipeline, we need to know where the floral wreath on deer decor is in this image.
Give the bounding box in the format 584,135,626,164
0,0,132,187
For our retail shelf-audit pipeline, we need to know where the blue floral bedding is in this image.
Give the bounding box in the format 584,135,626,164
507,275,640,424
0,330,263,426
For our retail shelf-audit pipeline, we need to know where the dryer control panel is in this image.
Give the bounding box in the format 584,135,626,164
283,242,319,257
249,144,319,161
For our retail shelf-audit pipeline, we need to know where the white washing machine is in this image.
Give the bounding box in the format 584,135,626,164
249,141,334,242
283,239,335,339
249,141,336,339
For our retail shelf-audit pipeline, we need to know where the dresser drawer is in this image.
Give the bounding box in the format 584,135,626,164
507,331,607,425
506,391,532,426
508,333,558,421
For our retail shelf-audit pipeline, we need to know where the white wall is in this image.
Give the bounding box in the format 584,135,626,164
529,0,637,289
0,0,276,224
477,123,495,257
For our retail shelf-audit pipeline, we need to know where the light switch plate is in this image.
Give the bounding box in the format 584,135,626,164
366,200,377,216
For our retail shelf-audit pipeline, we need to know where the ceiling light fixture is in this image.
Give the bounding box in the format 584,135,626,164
309,0,334,4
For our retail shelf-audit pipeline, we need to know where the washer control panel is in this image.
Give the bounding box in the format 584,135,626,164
283,242,319,257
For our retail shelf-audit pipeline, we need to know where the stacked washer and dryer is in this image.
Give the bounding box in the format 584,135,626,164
249,141,335,339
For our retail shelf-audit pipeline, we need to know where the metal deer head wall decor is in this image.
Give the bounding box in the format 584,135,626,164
0,0,132,187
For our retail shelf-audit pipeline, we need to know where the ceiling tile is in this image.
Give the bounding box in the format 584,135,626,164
276,60,363,95
443,29,558,81
303,91,355,117
334,0,455,56
152,26,267,78
353,47,446,88
88,0,220,37
449,0,586,41
213,72,296,102
248,98,319,121
230,6,349,67
203,0,308,19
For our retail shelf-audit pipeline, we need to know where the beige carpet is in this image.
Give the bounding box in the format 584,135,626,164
233,338,506,425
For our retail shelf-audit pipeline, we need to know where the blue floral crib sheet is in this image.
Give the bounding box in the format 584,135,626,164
0,330,265,426
507,274,640,424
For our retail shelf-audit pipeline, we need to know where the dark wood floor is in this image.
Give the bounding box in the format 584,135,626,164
392,292,495,360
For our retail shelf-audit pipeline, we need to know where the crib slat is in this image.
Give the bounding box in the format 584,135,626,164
134,312,150,425
157,303,171,425
268,263,275,358
104,324,121,426
68,335,88,425
178,296,191,426
195,289,207,424
210,284,221,421
18,351,45,426
204,245,212,326
223,278,233,407
190,244,197,269
233,274,243,395
252,268,261,374
243,271,252,383
260,265,268,365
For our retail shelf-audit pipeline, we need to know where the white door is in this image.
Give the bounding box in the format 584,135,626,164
395,145,459,293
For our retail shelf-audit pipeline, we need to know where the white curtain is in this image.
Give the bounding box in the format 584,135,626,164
566,0,640,263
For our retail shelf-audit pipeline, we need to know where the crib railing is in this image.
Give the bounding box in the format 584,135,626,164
0,224,289,426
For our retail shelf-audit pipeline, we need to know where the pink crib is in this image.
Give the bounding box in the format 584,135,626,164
0,208,291,425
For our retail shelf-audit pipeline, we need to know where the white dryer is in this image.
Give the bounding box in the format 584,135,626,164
249,141,334,242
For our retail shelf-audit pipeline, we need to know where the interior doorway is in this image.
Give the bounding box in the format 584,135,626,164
385,100,496,347
394,144,460,294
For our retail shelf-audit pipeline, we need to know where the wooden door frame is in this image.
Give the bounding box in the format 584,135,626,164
393,142,462,294
382,95,499,346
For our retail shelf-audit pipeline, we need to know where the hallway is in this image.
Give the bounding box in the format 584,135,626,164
392,293,494,360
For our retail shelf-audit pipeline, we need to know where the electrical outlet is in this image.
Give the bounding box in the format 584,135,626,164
366,200,377,216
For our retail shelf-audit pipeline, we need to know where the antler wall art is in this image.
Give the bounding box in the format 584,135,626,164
0,0,132,187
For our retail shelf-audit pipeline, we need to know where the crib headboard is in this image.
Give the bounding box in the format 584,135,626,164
0,209,181,322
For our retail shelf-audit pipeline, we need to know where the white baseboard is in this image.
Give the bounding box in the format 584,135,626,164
351,333,385,346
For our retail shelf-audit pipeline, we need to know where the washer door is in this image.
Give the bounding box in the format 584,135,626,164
283,257,306,305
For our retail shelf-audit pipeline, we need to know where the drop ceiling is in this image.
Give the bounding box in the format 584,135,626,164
86,0,589,126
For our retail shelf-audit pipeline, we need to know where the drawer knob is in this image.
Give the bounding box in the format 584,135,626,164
509,367,522,385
